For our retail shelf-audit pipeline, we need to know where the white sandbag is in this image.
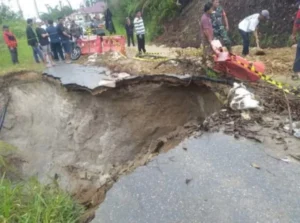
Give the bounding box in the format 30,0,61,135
228,82,263,111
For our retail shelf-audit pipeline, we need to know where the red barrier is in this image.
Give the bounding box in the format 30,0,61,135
214,53,265,82
102,36,126,55
78,36,102,55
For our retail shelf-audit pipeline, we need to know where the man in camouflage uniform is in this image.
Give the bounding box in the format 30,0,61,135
211,0,232,52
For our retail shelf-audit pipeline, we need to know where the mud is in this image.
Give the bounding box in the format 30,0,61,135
0,72,221,218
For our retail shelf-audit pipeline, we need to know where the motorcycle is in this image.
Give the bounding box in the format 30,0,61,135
70,38,82,61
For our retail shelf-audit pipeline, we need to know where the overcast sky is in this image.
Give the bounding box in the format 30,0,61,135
6,0,83,18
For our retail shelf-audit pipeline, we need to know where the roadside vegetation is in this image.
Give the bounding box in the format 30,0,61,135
110,0,179,40
0,140,84,223
0,4,43,75
0,177,84,223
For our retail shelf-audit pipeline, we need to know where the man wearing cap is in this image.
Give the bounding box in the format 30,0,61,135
238,10,270,56
2,25,19,65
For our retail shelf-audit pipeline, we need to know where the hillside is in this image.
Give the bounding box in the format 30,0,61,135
157,0,297,48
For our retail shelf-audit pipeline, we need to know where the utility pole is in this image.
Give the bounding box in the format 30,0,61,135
59,0,63,10
45,4,52,14
16,0,24,18
65,0,72,9
33,0,40,18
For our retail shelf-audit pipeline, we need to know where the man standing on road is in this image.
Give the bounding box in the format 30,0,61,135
211,0,231,52
125,17,135,47
134,10,146,55
36,19,55,67
26,18,45,64
47,20,64,62
57,17,72,64
200,2,214,66
3,25,19,65
291,5,300,80
238,10,270,56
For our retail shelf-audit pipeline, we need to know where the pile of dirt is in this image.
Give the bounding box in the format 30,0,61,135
232,46,296,76
157,0,297,48
0,73,221,218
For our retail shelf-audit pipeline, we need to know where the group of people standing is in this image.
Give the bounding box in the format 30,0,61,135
2,17,80,66
125,10,147,55
26,17,75,66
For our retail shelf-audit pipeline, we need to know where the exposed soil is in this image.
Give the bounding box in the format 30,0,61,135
157,0,297,48
109,45,300,88
0,72,221,221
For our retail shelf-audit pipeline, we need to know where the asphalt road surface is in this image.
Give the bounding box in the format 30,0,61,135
93,133,300,223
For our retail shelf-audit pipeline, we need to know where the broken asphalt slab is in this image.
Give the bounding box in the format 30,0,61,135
93,133,300,223
44,64,232,91
45,64,109,89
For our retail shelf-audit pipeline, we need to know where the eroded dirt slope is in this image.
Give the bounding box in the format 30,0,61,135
157,0,297,48
0,73,221,209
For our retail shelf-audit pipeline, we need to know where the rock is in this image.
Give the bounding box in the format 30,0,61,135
225,121,234,126
241,112,251,120
251,163,261,169
247,124,262,132
294,130,300,139
79,171,87,179
262,117,273,123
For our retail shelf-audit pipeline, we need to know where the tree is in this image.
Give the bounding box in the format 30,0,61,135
0,2,20,24
40,5,74,21
15,0,24,18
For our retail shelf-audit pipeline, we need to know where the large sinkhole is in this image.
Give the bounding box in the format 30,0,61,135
0,73,221,218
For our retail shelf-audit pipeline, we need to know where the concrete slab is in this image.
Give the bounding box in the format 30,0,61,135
93,133,300,223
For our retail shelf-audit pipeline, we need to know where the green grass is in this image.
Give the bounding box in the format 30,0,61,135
0,142,84,223
0,38,44,75
0,20,44,75
0,176,84,223
0,141,18,177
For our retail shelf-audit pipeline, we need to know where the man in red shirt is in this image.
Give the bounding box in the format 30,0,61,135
291,5,300,80
2,25,19,65
200,2,214,66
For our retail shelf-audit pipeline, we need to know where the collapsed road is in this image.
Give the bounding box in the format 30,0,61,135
0,64,299,223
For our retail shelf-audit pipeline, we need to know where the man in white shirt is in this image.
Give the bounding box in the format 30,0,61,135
134,10,146,55
238,10,270,56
